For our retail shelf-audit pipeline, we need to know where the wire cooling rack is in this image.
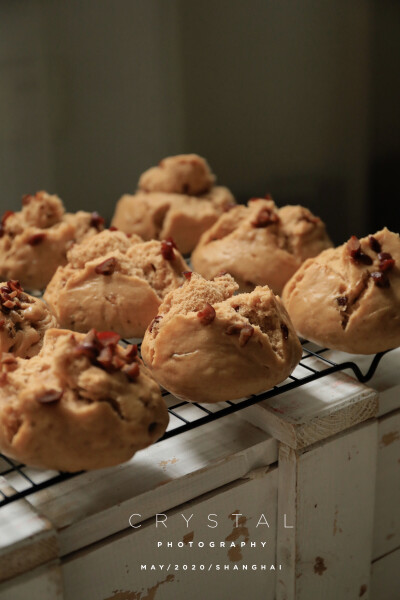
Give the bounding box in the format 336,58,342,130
0,342,388,508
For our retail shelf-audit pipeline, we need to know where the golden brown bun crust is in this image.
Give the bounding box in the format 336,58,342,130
0,329,168,471
0,281,58,357
0,192,103,290
141,273,302,403
139,154,215,195
111,154,235,254
282,228,400,354
44,230,190,338
191,199,332,295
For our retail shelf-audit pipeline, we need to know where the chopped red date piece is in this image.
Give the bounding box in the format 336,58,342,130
95,257,117,275
3,300,15,309
371,271,390,288
239,324,254,346
0,319,5,329
27,233,46,246
369,236,381,253
197,303,216,325
1,210,14,225
122,362,140,381
379,258,395,272
347,236,372,265
280,323,289,340
124,344,138,363
161,238,177,261
183,271,192,281
252,207,279,228
109,226,118,231
347,235,360,253
22,194,33,206
75,342,98,360
226,325,241,335
97,346,114,370
149,315,162,332
90,212,105,231
378,252,395,272
111,355,125,371
37,389,63,404
336,296,348,307
97,331,120,346
8,280,22,292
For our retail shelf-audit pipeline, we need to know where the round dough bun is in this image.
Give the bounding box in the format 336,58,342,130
111,154,235,254
191,198,332,295
282,228,400,354
0,280,57,357
44,230,190,339
141,272,302,403
0,328,168,471
0,191,104,290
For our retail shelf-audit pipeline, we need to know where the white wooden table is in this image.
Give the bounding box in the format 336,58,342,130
0,348,398,600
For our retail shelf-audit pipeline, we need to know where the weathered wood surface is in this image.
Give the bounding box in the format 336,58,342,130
240,370,378,450
373,410,400,560
276,421,377,600
63,468,278,600
322,347,400,417
371,547,400,600
28,415,277,556
0,562,62,600
0,465,58,584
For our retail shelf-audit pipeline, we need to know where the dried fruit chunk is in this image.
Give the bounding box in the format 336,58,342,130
94,257,117,275
90,212,105,231
252,207,280,228
239,324,254,346
27,233,46,246
226,323,254,346
371,271,390,288
347,236,373,265
280,323,289,340
378,252,395,272
369,236,381,253
149,315,162,332
336,296,348,308
161,238,177,261
197,303,216,325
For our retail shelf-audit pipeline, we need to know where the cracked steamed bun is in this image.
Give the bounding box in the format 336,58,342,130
141,272,302,403
191,198,332,295
282,228,400,354
44,229,190,339
111,154,235,254
0,329,168,471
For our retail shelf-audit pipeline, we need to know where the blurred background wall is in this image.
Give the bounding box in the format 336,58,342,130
0,0,398,244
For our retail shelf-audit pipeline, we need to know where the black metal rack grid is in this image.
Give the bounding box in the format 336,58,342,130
0,342,388,508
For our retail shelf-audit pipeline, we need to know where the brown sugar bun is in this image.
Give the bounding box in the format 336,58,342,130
282,228,400,354
0,280,58,358
0,191,104,290
111,154,235,254
191,198,332,295
0,329,168,471
44,230,190,339
141,273,302,403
